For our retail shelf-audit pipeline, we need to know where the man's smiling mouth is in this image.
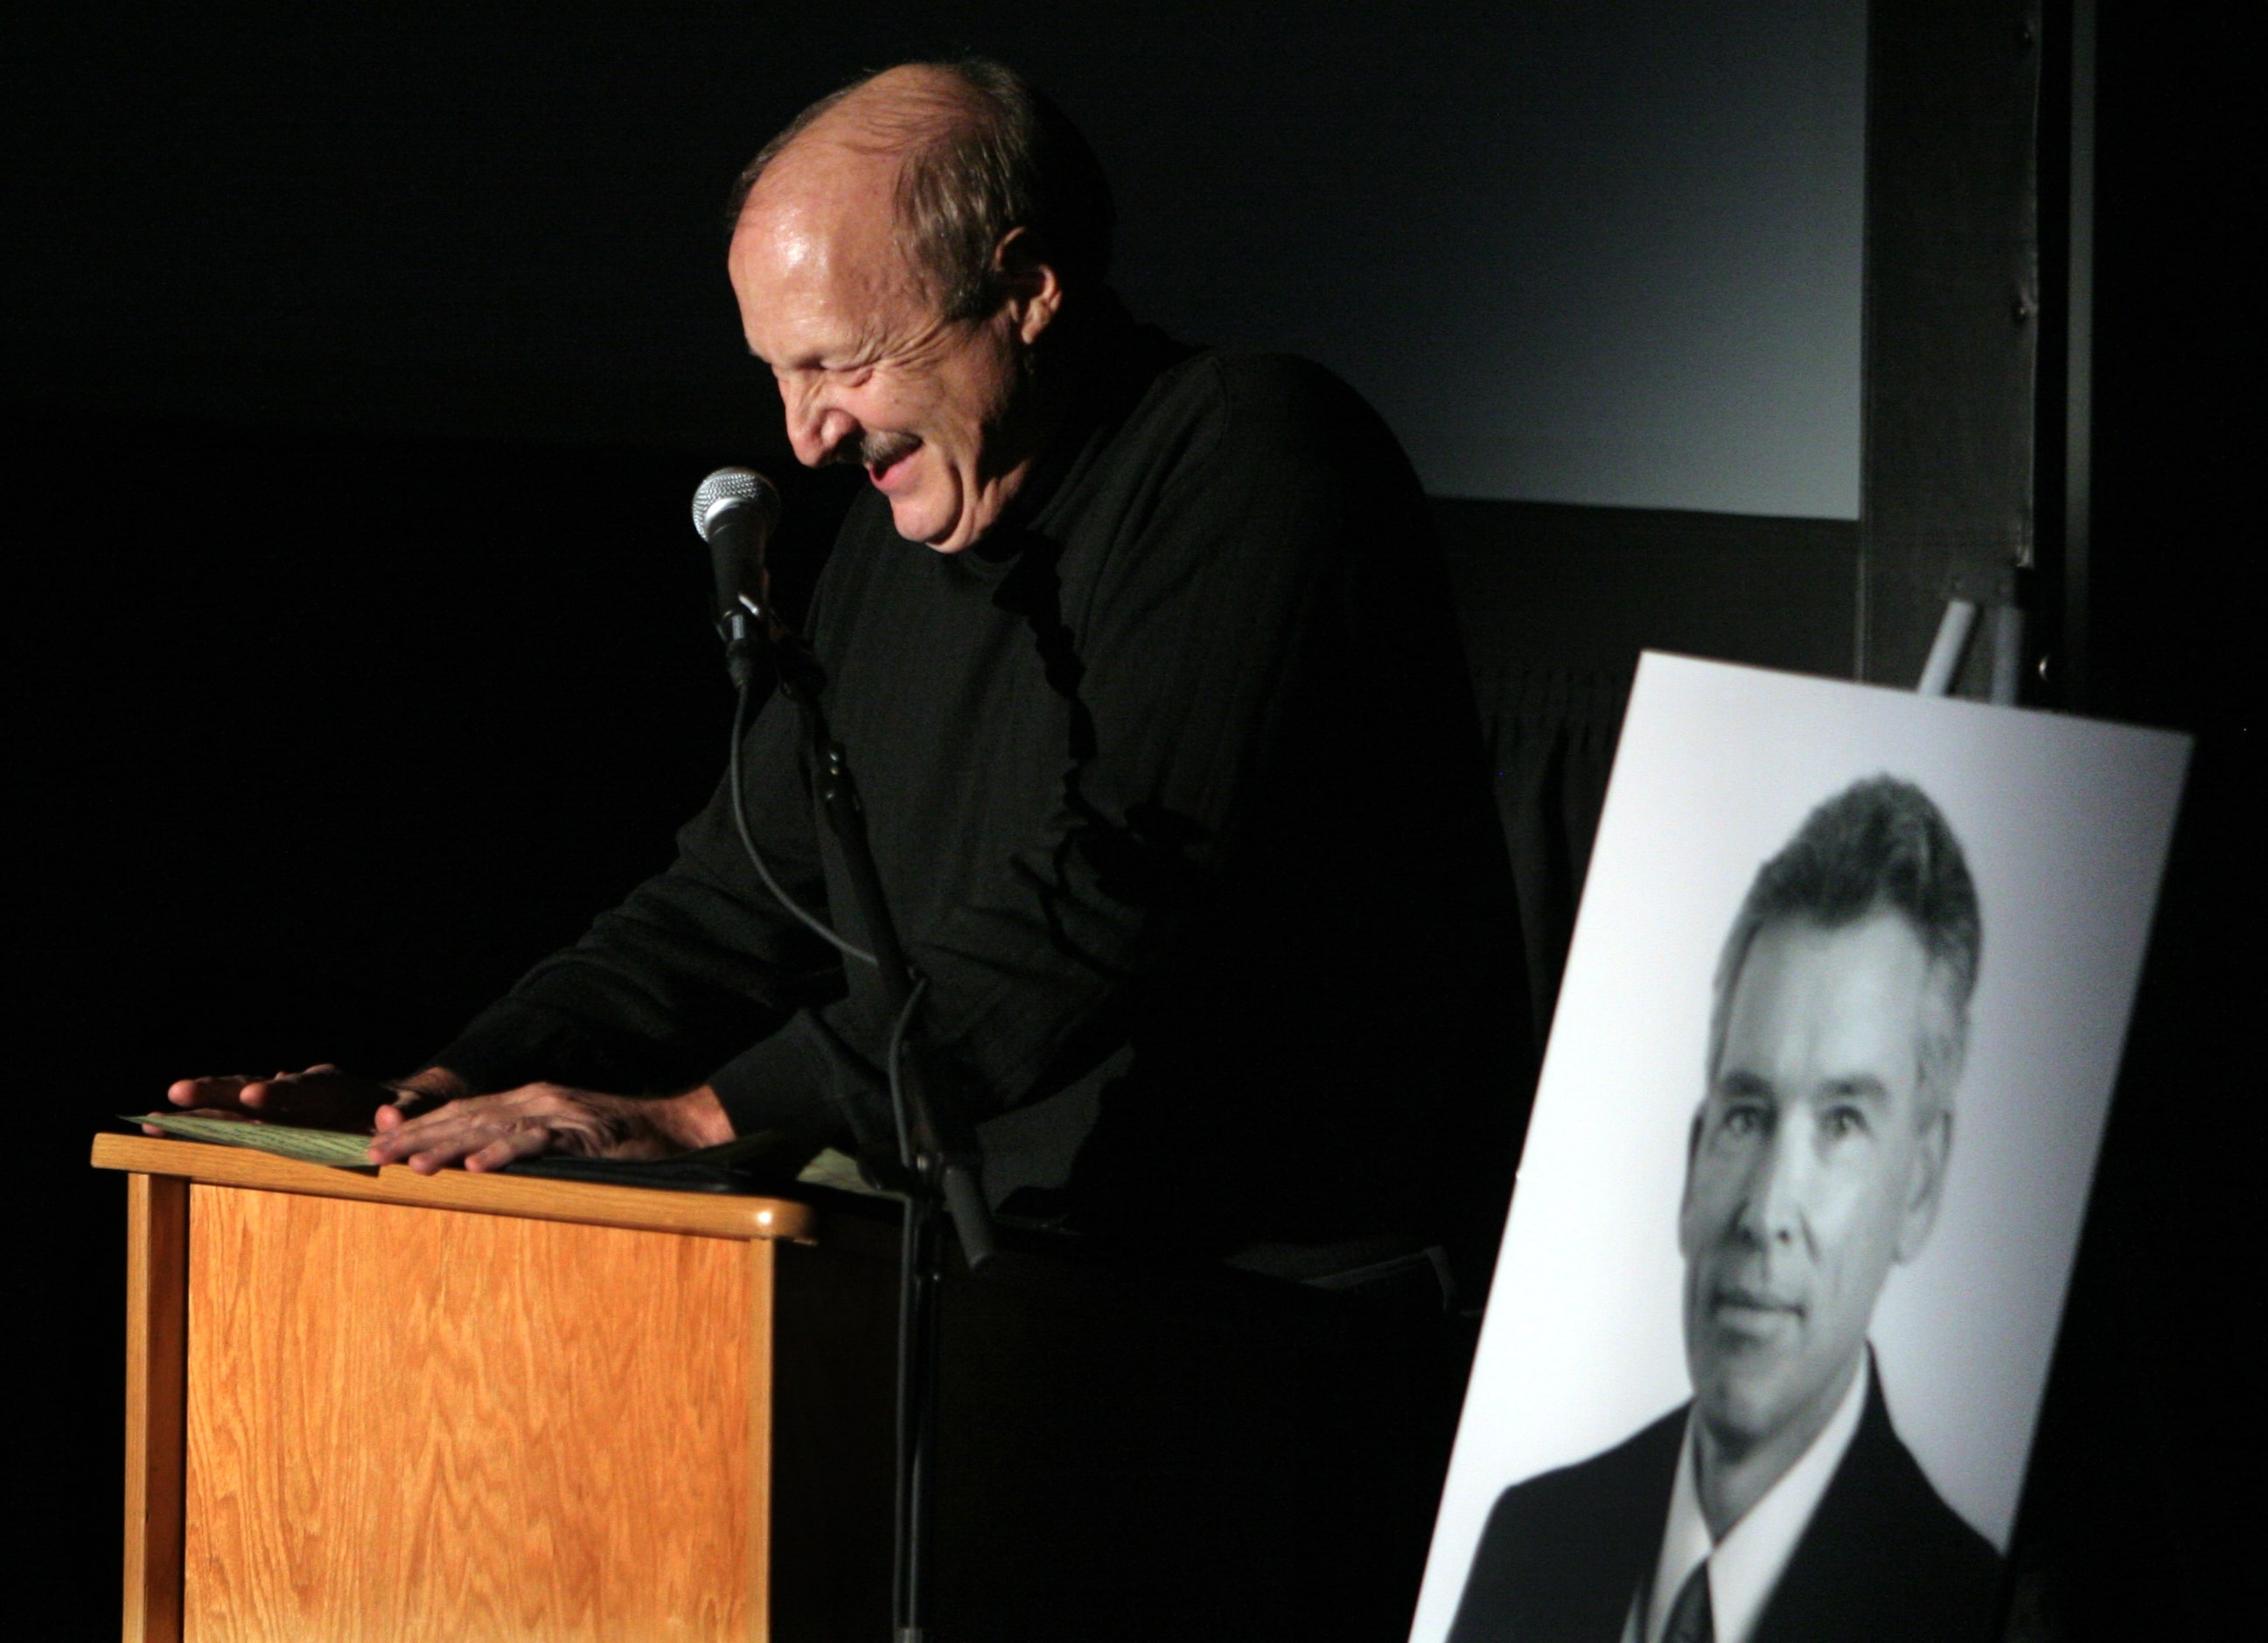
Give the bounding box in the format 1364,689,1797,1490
857,431,922,486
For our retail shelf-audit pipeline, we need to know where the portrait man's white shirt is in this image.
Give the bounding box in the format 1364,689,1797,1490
1626,1353,1872,1643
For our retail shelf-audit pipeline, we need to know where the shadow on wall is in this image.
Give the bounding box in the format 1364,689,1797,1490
1433,497,1859,1041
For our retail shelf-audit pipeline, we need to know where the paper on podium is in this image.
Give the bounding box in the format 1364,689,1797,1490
126,1112,377,1166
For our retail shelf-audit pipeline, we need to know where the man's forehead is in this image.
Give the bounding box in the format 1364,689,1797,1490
736,142,892,261
1741,910,1930,984
1717,912,1934,1077
729,147,918,350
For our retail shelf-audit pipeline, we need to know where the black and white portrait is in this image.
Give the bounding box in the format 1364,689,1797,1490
1410,656,2187,1643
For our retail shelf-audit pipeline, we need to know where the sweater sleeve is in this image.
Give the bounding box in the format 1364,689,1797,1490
429,683,844,1119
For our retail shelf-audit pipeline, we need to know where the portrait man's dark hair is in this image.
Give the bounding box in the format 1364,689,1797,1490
1710,774,1982,1106
729,56,1116,320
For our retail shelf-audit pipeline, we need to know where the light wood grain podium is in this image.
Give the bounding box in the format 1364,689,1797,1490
92,1133,899,1643
95,1129,1474,1643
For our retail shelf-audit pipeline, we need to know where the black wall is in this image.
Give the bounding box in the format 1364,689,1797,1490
1996,7,2255,1637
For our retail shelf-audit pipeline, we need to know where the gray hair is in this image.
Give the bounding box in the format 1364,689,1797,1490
1709,775,1983,1109
729,58,1114,322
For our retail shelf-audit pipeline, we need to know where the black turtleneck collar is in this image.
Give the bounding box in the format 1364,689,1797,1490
963,290,1197,572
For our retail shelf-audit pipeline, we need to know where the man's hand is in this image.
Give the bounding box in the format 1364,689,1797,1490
366,1083,733,1175
151,1063,466,1134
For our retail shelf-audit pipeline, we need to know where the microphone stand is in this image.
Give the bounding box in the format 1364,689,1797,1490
725,591,996,1643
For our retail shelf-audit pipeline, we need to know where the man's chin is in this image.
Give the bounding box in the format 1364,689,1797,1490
1693,1406,1785,1471
1695,1346,1867,1458
888,496,973,554
1693,1358,1807,1445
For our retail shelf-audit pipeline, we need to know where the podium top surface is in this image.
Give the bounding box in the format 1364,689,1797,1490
90,1131,818,1243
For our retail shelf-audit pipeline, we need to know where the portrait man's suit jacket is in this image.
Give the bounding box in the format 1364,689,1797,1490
1447,1370,2001,1642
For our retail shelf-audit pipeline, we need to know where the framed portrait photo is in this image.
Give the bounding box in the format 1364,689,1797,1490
1412,654,2188,1643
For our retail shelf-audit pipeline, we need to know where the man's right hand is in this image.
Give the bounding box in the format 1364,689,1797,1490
152,1063,471,1135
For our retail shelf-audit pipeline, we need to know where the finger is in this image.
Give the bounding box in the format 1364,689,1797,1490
382,1089,534,1144
395,1101,569,1174
384,1120,485,1171
369,1107,469,1157
404,1128,516,1175
371,1105,506,1166
367,1122,428,1164
169,1076,252,1110
464,1129,554,1173
174,1080,262,1116
373,1083,457,1129
238,1075,317,1112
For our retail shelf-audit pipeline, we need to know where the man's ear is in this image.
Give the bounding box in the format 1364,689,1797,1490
993,227,1064,345
1895,1104,1954,1263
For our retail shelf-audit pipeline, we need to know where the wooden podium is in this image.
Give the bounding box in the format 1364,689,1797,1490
95,1130,1470,1643
93,1133,899,1643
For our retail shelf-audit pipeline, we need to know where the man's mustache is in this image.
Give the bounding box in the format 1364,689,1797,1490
835,430,921,472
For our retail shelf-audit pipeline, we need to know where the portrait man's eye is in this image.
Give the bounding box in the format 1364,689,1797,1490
1819,1103,1871,1143
1713,1098,1769,1142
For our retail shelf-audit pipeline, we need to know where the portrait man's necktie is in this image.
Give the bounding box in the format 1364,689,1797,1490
1662,1560,1714,1643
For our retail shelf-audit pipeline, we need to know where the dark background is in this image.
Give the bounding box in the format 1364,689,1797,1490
3,3,2251,1638
3,0,1870,513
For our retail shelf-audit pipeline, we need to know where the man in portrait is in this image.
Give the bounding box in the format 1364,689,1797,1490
1450,775,2003,1642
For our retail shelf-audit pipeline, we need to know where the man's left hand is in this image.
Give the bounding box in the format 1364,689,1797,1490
367,1083,731,1175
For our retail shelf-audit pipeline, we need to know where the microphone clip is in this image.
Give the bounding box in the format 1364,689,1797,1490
720,593,764,692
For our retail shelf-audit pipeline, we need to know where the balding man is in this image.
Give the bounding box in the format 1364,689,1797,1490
163,60,1522,1276
1449,778,2001,1643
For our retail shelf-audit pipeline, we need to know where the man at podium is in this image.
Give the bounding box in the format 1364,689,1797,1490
160,59,1524,1281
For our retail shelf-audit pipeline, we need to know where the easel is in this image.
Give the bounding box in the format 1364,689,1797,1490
1916,598,2027,702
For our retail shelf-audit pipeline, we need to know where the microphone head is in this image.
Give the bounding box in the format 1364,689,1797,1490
692,467,781,542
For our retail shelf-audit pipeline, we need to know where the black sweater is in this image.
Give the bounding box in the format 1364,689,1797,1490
436,322,1527,1260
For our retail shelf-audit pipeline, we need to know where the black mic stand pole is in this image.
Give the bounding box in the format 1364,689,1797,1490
733,591,996,1643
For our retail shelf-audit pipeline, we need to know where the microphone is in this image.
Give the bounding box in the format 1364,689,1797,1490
691,467,782,689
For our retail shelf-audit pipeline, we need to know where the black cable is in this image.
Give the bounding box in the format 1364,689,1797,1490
728,680,878,968
886,975,927,1171
727,677,939,1169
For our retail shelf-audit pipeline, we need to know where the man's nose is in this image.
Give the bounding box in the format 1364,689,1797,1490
780,381,855,469
1738,1122,1810,1249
